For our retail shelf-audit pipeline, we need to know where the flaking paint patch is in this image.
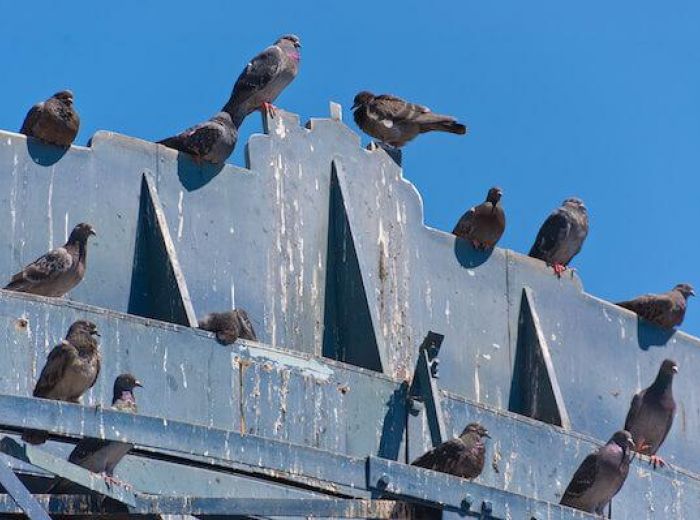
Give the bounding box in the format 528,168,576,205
239,344,332,381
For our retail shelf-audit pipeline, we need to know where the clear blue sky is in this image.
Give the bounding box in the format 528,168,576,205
1,2,698,335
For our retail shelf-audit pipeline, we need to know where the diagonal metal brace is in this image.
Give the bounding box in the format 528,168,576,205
0,454,51,520
0,437,137,507
408,331,446,447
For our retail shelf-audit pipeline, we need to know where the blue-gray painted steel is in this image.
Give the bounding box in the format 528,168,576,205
0,456,51,520
0,105,698,518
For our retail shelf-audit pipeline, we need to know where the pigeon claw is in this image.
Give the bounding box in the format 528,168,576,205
552,263,566,277
649,455,666,469
261,102,277,119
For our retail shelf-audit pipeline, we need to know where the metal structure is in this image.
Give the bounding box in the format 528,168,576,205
0,105,698,518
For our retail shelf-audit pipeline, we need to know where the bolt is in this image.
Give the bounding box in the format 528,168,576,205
481,500,493,513
461,495,473,510
377,473,390,490
430,358,440,378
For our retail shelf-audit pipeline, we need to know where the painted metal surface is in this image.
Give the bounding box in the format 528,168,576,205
0,105,699,518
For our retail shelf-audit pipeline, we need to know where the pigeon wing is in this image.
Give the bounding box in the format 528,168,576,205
616,294,674,324
6,247,73,289
372,95,430,122
562,453,598,501
229,46,283,108
32,341,76,398
623,391,644,432
529,211,570,260
20,103,42,135
411,438,465,473
180,123,222,158
452,207,476,236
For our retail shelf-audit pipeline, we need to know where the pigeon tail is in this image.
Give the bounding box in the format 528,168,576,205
157,136,185,152
419,116,468,135
22,429,48,445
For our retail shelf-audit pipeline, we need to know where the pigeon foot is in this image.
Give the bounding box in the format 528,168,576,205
649,455,666,469
103,474,131,489
552,263,566,277
261,102,277,118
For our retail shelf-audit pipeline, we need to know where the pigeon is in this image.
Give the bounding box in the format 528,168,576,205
223,34,301,126
199,309,257,345
158,111,237,164
528,197,589,277
22,320,101,444
617,284,694,330
48,373,142,492
4,223,96,297
351,91,467,148
452,187,506,250
20,90,80,147
560,430,634,515
624,359,677,468
411,423,490,479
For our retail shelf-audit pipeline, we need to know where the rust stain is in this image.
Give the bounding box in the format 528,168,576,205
14,318,28,331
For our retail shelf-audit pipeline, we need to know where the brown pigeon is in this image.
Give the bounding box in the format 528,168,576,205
624,359,677,468
48,373,142,492
158,112,237,164
351,91,467,148
452,187,506,250
560,430,634,515
20,90,80,147
411,423,489,479
617,284,694,330
4,223,96,297
22,320,101,444
223,35,301,126
528,198,588,277
199,309,257,345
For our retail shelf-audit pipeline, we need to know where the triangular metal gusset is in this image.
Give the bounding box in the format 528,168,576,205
509,287,571,429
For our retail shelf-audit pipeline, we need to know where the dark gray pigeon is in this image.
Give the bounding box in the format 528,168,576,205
48,373,142,492
22,320,101,444
4,223,96,297
624,359,677,468
223,34,301,126
617,284,694,330
453,187,506,250
158,111,237,164
351,91,467,148
528,197,589,277
411,423,489,479
20,90,80,147
199,309,257,345
560,430,634,515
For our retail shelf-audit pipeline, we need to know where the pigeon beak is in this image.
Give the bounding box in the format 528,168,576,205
93,331,101,337
351,102,359,110
135,380,143,388
690,289,696,297
90,229,97,237
672,365,679,374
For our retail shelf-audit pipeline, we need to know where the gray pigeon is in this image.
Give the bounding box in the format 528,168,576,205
20,90,80,147
453,187,506,250
158,112,237,164
560,430,634,515
624,359,677,468
617,284,694,330
22,320,101,444
48,373,142,492
4,223,96,297
351,91,467,148
528,197,589,277
411,423,489,479
199,309,257,345
223,34,301,126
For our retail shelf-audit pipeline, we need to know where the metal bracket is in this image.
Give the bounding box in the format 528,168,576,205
408,331,446,446
0,454,51,520
0,436,137,506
